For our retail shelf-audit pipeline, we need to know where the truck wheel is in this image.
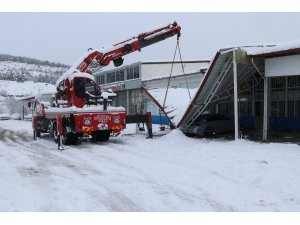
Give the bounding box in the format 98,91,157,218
36,130,41,138
33,130,41,140
62,133,78,145
92,130,110,142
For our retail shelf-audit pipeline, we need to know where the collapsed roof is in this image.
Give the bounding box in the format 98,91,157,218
142,39,300,131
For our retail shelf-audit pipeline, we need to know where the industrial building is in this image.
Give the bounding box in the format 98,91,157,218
178,41,300,141
96,41,300,142
95,60,209,121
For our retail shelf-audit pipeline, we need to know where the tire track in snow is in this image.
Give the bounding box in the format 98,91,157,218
0,126,237,211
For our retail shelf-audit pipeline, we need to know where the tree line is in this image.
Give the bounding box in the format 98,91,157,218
0,53,69,68
0,53,70,84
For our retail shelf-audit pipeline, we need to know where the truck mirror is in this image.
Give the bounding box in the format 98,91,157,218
28,102,31,108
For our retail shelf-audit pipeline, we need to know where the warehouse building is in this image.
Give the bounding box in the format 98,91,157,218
95,60,209,120
178,41,300,141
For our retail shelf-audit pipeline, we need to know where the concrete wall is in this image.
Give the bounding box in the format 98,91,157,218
141,61,209,80
143,73,204,89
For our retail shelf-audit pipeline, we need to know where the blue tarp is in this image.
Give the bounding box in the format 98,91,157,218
151,115,170,125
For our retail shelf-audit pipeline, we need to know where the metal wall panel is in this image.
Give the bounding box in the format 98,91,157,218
265,54,300,77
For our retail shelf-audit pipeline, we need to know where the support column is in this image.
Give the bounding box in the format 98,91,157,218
146,112,153,139
126,89,130,115
57,115,65,150
233,50,239,140
263,77,269,141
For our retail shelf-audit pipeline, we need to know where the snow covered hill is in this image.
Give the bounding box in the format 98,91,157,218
0,53,69,84
0,80,56,97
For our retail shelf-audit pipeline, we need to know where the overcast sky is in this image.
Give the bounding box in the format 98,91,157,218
1,13,300,66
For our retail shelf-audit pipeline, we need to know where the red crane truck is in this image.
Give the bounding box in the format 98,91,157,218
29,22,181,149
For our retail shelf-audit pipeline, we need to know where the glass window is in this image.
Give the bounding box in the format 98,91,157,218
288,76,300,88
100,75,105,84
288,100,295,117
127,67,134,80
255,101,262,116
295,100,300,117
116,70,124,82
116,91,127,108
129,89,140,115
107,72,116,83
271,101,285,117
271,77,285,92
133,66,139,79
74,78,86,98
179,81,200,89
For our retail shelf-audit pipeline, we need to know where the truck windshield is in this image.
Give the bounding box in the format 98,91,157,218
75,78,101,98
40,94,54,105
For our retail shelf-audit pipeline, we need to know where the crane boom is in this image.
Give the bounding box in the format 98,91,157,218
77,21,181,73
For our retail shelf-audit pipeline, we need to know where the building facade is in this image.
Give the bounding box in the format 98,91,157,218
178,44,300,141
95,60,209,119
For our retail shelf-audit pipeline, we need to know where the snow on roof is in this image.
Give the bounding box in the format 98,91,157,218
245,39,300,56
68,72,95,81
144,87,197,126
56,69,95,87
220,39,300,56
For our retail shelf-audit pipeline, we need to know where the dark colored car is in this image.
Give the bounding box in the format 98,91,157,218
186,114,234,136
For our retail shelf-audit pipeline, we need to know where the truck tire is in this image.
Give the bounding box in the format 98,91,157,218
33,130,41,140
36,130,41,138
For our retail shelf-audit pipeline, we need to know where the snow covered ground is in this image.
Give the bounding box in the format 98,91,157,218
1,120,300,212
146,87,197,126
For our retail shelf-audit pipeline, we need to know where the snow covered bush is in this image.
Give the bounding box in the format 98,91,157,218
11,113,21,120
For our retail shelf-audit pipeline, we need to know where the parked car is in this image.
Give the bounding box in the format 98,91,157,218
0,113,11,120
186,114,234,136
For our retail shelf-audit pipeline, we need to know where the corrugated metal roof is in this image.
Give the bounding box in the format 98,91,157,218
177,51,225,128
177,48,258,130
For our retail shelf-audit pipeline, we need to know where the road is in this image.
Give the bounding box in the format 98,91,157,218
1,120,300,211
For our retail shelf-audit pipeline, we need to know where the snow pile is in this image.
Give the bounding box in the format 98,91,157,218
0,80,56,96
147,87,197,126
1,120,300,211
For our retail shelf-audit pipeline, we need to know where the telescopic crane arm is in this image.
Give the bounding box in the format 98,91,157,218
76,21,181,73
